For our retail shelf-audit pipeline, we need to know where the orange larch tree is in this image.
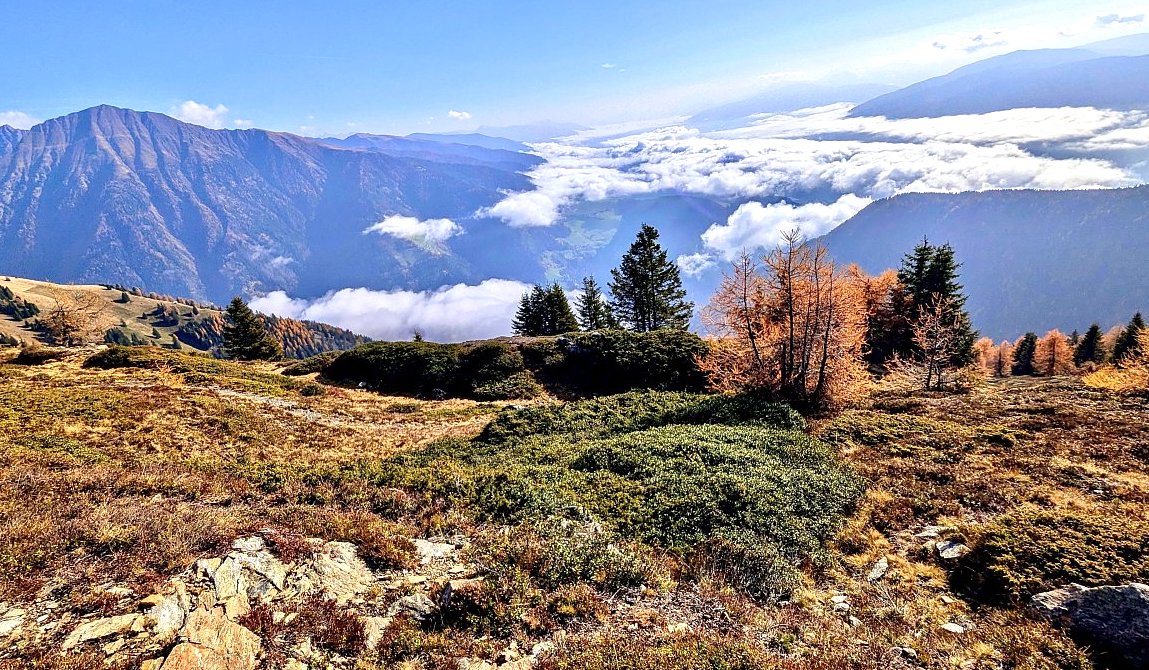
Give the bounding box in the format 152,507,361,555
1033,329,1077,376
699,231,868,407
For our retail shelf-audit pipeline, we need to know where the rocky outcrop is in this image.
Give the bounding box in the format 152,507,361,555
8,532,490,669
1032,583,1149,669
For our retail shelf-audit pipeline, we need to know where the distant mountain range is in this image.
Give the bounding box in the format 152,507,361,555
0,105,546,302
850,48,1149,119
821,187,1149,339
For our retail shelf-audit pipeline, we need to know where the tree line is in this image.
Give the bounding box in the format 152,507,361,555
511,223,693,336
975,313,1145,378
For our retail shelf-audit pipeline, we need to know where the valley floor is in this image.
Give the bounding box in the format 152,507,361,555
0,348,1146,669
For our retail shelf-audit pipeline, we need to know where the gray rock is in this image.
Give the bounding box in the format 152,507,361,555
941,622,965,634
936,540,971,560
147,595,187,638
914,525,954,539
293,541,377,604
387,593,437,621
62,613,141,650
1032,583,1149,668
868,557,889,582
413,539,456,564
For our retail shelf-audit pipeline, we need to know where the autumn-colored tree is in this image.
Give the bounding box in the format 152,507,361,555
36,289,105,346
699,233,868,407
1033,329,1077,376
974,337,997,376
699,253,772,392
1083,329,1149,393
991,340,1013,378
907,296,979,391
854,268,912,367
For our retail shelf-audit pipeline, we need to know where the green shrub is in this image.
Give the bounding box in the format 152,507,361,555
468,519,662,590
953,509,1149,603
478,391,803,444
471,372,544,400
387,420,861,601
281,351,340,376
322,330,708,399
298,382,326,397
555,329,708,394
324,341,462,396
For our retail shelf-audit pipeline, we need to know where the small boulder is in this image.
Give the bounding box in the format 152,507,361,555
867,557,889,582
1032,583,1149,669
936,540,970,560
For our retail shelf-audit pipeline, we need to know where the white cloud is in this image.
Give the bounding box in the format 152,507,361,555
448,110,472,121
0,111,39,129
363,215,462,250
250,279,530,343
172,100,229,129
601,63,618,69
478,107,1138,228
1096,13,1144,26
701,195,873,260
233,119,254,129
931,31,1008,53
676,253,717,278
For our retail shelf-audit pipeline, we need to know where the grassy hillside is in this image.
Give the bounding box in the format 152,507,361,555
0,346,1145,669
0,276,367,357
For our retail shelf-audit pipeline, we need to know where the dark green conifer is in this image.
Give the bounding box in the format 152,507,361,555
1012,332,1038,376
574,276,614,331
1073,323,1107,366
609,224,693,332
894,239,978,366
1111,312,1146,364
223,297,283,361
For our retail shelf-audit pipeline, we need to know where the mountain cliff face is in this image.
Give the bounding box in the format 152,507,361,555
0,106,541,302
821,187,1149,338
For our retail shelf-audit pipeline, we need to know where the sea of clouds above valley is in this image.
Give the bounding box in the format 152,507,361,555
257,105,1149,341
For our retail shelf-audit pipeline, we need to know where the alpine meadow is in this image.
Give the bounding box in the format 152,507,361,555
1,3,1148,670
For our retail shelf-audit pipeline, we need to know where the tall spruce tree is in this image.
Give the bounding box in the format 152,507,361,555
1073,323,1107,366
1111,312,1146,364
574,276,614,330
223,297,283,361
895,239,978,366
609,223,693,332
1012,332,1038,376
512,284,579,336
543,283,579,335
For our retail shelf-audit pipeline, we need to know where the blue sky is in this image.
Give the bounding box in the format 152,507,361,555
2,0,1147,135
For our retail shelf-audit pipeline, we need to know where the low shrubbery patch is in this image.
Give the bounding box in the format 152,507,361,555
320,330,709,400
380,392,862,601
953,508,1149,603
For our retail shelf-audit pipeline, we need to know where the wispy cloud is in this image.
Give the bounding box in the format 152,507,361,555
0,110,39,129
1095,13,1144,26
448,110,472,121
363,215,462,251
251,279,530,343
601,63,618,69
931,31,1008,53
